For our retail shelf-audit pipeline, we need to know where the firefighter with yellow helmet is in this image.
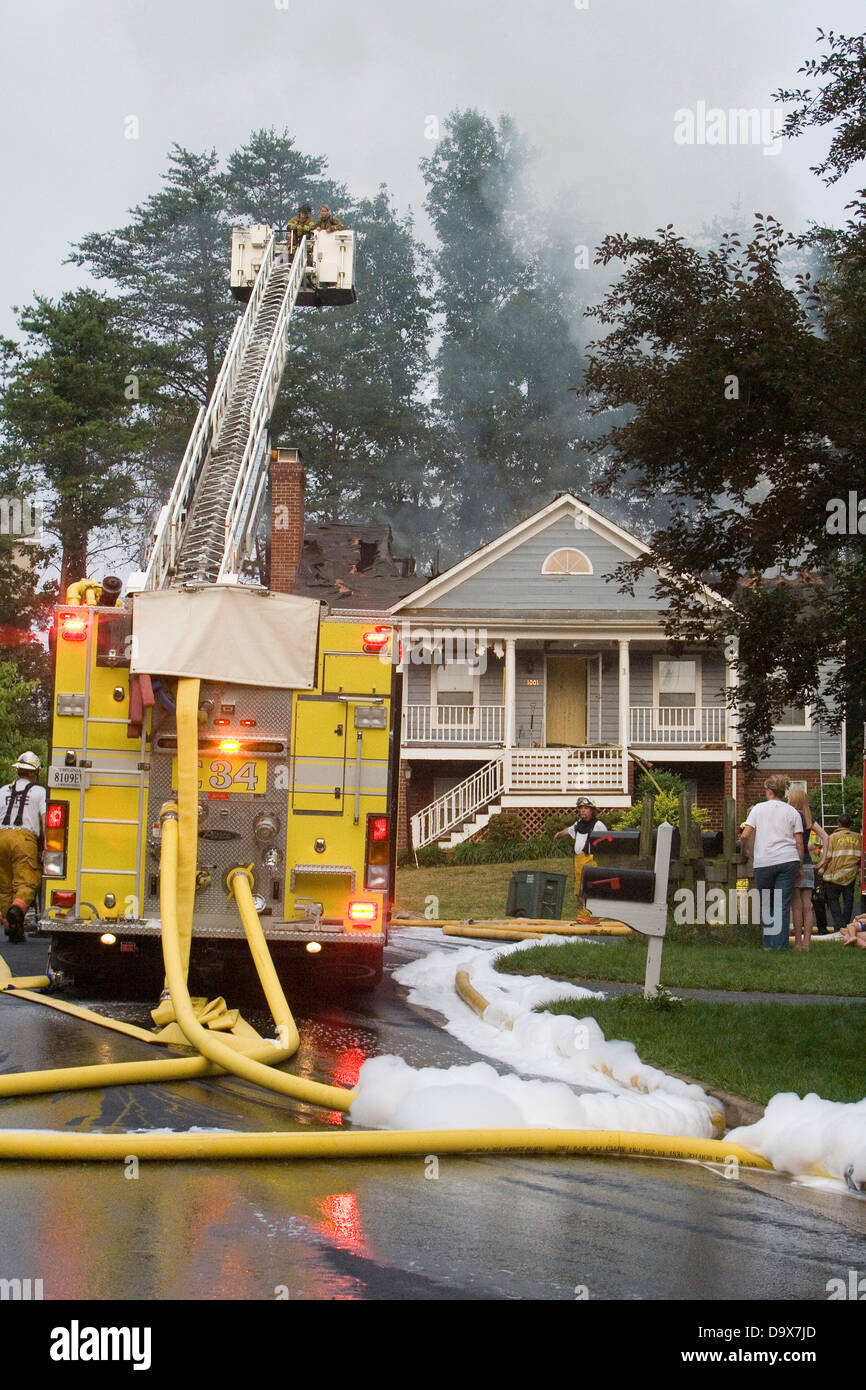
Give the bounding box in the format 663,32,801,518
0,751,46,943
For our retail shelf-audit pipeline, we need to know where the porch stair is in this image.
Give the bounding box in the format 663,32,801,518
410,758,504,851
439,803,502,850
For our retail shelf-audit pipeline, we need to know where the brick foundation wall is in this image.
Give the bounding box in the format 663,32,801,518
738,768,820,822
634,759,727,828
269,448,304,593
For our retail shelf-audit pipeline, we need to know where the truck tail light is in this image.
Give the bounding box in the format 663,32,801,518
365,813,389,891
362,625,390,654
59,613,88,641
43,801,69,879
347,901,378,926
50,890,76,908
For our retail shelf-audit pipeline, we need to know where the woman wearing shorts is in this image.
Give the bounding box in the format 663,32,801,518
786,785,829,952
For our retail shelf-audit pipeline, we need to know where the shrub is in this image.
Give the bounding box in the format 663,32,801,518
614,790,711,830
416,844,447,867
819,775,862,830
634,769,688,799
544,811,575,838
487,810,525,843
453,838,528,865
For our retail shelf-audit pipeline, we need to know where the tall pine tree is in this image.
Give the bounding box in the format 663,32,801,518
421,109,590,560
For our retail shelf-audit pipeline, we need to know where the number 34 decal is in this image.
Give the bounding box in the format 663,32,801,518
172,758,268,794
204,759,267,793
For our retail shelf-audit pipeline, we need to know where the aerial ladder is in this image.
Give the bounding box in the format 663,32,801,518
41,222,399,995
137,224,355,591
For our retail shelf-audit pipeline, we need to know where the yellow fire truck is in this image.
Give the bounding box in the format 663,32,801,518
39,225,399,993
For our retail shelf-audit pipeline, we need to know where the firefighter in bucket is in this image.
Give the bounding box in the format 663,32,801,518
554,797,608,900
0,751,46,943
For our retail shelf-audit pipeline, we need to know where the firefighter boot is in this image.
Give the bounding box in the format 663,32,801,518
5,903,25,943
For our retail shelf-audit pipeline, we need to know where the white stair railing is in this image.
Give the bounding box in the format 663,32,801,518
411,758,504,850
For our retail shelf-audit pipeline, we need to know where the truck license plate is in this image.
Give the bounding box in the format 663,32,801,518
49,767,83,788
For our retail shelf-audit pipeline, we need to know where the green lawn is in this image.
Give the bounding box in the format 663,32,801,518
395,857,576,921
540,994,866,1106
497,936,866,996
396,861,866,996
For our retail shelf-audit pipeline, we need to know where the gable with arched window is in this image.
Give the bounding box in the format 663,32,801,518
541,548,593,576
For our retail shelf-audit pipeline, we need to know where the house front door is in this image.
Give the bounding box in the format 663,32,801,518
545,657,587,746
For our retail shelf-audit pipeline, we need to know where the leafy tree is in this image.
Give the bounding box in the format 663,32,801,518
224,127,347,227
70,140,437,561
0,291,159,594
582,213,866,764
70,146,233,406
271,186,437,551
774,27,866,184
421,109,591,558
0,660,47,786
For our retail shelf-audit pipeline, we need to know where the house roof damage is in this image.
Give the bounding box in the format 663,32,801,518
292,522,418,609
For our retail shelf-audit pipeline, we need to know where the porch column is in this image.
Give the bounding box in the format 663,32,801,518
504,639,517,748
725,638,739,802
618,639,630,793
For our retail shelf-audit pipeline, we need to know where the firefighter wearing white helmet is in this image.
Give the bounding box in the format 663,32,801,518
0,752,46,943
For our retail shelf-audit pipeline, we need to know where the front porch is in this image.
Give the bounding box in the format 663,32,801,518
400,635,736,757
403,703,730,748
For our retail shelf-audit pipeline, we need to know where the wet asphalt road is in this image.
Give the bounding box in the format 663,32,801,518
0,929,864,1302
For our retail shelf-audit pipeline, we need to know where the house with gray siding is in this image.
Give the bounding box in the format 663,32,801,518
389,494,843,849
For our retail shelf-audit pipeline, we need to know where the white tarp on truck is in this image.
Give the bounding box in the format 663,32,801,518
130,586,320,689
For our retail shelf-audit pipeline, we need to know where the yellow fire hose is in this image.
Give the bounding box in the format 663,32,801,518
0,672,777,1174
0,1128,772,1167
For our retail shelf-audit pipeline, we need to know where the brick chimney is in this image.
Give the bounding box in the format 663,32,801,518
269,446,305,593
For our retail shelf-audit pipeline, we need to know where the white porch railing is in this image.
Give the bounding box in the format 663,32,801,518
505,746,625,793
410,745,630,848
403,704,504,744
629,706,729,744
411,758,504,849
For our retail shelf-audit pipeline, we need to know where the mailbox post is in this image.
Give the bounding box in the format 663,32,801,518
583,821,674,998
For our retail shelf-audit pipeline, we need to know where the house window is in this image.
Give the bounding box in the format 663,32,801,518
434,663,475,706
776,704,809,728
432,662,479,730
541,548,593,576
655,658,699,731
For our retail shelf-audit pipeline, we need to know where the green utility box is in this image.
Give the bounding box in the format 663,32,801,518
506,870,566,920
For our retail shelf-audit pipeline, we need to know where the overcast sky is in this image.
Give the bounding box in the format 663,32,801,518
1,0,863,340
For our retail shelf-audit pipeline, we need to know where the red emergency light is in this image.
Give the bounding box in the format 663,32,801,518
347,900,378,926
50,890,76,908
368,816,388,842
362,626,390,654
44,801,69,879
59,613,88,641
